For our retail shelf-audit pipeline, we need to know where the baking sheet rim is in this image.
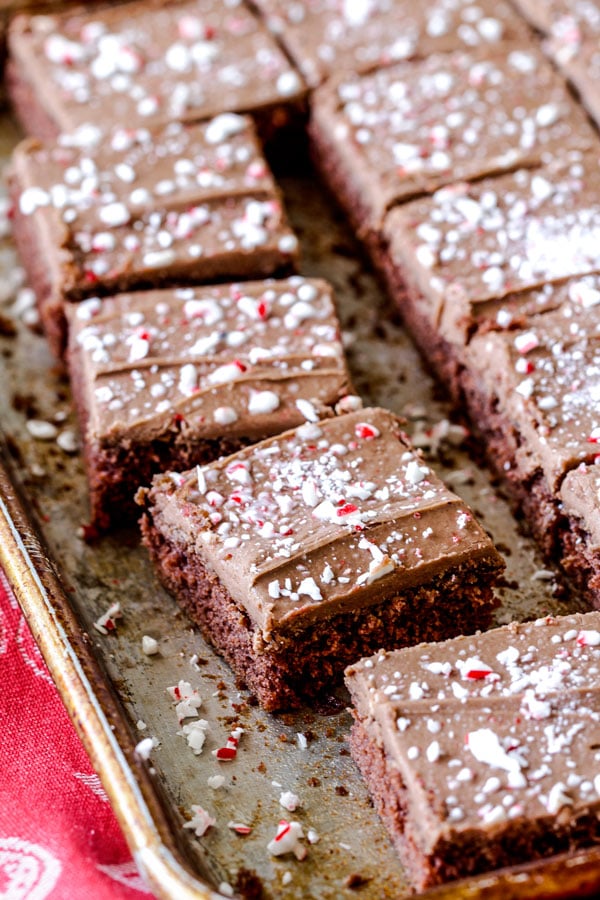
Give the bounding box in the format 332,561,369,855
0,441,220,900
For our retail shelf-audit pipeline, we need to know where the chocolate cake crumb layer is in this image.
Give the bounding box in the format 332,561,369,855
67,276,353,529
345,612,600,890
138,406,503,710
251,0,530,87
8,116,298,358
6,0,306,141
465,295,600,492
309,45,594,234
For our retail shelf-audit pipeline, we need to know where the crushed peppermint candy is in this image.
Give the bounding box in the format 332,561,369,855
279,791,302,812
213,727,243,761
141,635,159,656
267,820,306,859
167,681,202,722
178,719,210,756
26,419,58,441
93,602,122,635
228,821,252,835
183,805,216,838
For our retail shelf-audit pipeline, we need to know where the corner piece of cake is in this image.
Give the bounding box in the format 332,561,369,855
6,0,306,141
8,115,298,357
137,406,503,711
67,276,353,530
345,611,600,891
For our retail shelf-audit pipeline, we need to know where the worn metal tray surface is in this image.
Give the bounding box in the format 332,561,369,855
1,109,599,899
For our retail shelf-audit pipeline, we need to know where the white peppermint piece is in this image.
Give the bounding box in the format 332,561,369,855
134,737,155,760
267,821,305,858
143,249,176,268
536,103,560,127
19,187,50,216
184,805,216,837
297,577,323,602
167,681,202,720
577,629,600,646
569,281,600,308
208,775,226,790
426,741,441,763
179,363,198,396
184,297,223,325
276,70,302,96
179,719,210,755
208,362,245,385
545,782,573,814
99,201,129,226
279,791,301,812
214,406,238,425
521,690,552,720
204,113,247,144
467,728,523,774
365,556,395,584
196,465,207,495
248,390,280,415
405,459,429,485
26,419,58,441
301,478,319,507
296,398,319,423
142,635,159,656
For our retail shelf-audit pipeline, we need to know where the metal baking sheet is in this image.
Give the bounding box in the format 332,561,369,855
0,107,598,899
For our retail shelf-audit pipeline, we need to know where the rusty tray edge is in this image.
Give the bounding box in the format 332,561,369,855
0,435,220,900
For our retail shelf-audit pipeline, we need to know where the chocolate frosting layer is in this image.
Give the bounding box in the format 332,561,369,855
346,611,600,849
67,277,353,444
142,407,502,642
385,153,600,331
311,45,594,227
10,116,298,301
253,0,530,87
8,0,306,134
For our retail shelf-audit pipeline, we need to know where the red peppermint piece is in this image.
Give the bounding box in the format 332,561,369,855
275,820,291,841
228,822,252,835
337,502,358,517
215,746,236,760
465,668,492,680
355,423,380,440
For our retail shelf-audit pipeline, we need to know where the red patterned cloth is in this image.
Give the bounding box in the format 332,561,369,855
0,567,155,899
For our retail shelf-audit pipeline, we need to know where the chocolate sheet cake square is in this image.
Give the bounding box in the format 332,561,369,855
345,611,600,890
138,406,503,711
380,155,600,387
378,159,600,600
6,0,306,141
67,276,353,529
309,45,595,238
251,0,530,88
8,116,298,357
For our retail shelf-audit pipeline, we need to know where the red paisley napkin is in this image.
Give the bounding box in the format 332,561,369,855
0,567,155,899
